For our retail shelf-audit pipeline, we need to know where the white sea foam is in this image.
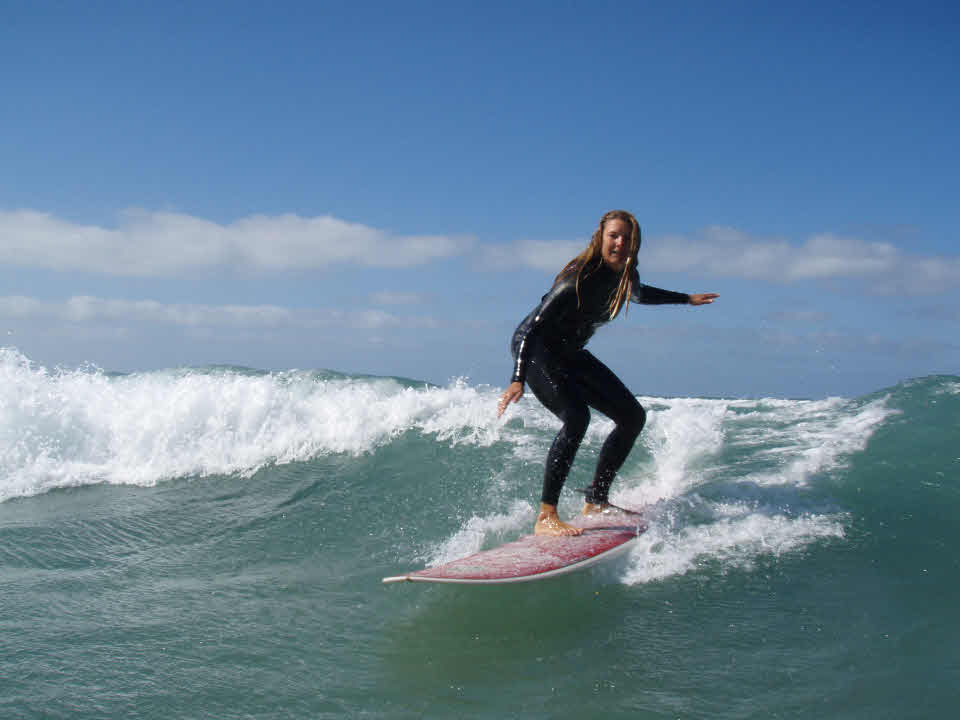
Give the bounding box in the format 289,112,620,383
423,499,532,566
0,348,505,502
621,504,847,584
724,396,897,487
612,395,887,582
935,381,960,396
630,397,729,503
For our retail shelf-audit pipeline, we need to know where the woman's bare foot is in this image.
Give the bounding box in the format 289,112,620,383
581,502,612,515
582,498,645,516
534,503,583,536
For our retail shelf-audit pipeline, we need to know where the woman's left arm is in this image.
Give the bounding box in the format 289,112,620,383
629,270,718,306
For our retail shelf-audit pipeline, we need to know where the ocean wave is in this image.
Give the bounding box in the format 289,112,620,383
3,348,950,509
0,348,503,502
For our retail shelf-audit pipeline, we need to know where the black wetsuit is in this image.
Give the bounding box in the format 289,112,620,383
510,260,689,506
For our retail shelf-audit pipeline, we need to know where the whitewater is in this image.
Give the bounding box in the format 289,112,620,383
2,346,957,719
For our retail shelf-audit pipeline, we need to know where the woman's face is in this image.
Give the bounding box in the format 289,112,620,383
601,218,631,272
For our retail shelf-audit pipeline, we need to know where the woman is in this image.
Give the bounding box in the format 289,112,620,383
497,210,718,536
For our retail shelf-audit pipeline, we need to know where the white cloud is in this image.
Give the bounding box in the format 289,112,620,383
368,291,424,306
488,226,960,293
0,295,437,330
648,227,960,293
0,209,474,275
480,239,584,272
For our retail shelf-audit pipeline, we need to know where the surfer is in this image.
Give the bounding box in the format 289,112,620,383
497,210,717,536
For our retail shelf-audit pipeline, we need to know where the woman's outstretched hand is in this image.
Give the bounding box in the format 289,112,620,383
689,293,719,305
498,381,524,417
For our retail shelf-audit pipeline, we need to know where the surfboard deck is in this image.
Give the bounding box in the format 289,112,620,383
382,511,646,585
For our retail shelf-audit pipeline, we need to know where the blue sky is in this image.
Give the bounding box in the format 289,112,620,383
2,0,957,398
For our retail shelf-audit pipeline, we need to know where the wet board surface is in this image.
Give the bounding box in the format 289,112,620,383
383,512,646,585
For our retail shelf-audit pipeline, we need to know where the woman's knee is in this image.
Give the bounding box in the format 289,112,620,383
620,402,646,437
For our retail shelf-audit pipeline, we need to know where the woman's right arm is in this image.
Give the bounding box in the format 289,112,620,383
497,382,524,418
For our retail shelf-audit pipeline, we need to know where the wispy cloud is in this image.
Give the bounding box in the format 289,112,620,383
0,295,437,330
648,227,960,293
0,209,474,275
480,239,584,272
769,309,830,325
368,291,425,306
487,226,960,294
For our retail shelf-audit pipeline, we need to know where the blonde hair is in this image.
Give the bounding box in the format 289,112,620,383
554,209,642,320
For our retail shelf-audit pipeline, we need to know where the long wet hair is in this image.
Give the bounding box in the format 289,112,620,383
554,209,642,320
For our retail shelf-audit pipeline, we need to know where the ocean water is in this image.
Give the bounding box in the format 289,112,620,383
1,346,957,719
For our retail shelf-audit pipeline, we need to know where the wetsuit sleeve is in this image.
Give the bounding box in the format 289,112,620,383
630,270,690,305
632,284,690,305
511,282,576,384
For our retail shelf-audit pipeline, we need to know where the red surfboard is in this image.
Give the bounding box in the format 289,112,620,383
382,511,646,585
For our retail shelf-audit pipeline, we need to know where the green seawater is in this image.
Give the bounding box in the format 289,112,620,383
1,350,958,718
